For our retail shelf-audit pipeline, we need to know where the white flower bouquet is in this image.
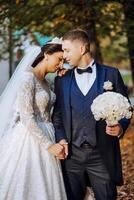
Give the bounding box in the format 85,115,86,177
91,91,132,126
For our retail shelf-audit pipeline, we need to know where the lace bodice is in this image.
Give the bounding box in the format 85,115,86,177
14,69,56,149
20,71,55,120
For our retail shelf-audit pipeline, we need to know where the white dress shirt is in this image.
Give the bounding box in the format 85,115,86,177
74,60,96,96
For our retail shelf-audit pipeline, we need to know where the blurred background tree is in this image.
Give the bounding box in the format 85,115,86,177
0,0,133,93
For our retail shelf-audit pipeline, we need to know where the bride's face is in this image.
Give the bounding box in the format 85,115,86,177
46,52,63,73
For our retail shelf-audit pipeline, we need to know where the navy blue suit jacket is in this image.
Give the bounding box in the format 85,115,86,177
52,63,131,185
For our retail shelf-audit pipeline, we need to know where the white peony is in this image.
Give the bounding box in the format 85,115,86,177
91,91,132,126
103,81,113,91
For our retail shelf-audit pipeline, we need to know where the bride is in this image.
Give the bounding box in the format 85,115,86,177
0,38,67,200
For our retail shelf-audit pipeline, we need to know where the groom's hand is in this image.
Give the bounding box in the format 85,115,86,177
106,124,123,137
59,139,68,159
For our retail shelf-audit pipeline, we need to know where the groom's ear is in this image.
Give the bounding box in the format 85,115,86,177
80,44,86,55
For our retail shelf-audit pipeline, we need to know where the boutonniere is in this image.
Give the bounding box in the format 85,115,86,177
103,81,113,91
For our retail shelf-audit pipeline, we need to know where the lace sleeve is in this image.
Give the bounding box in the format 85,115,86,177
18,73,53,149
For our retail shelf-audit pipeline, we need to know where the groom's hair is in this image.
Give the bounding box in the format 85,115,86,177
62,29,90,54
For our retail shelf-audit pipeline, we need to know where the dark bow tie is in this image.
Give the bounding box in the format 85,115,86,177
76,66,92,74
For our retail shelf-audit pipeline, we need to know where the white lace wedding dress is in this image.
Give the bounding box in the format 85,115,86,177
0,68,67,200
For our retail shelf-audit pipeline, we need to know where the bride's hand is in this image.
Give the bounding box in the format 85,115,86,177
47,143,65,159
57,68,68,77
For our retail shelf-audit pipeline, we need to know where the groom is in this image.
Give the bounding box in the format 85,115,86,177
52,29,131,200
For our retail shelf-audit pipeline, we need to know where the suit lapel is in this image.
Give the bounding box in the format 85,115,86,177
96,63,106,95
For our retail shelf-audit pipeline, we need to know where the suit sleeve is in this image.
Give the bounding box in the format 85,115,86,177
114,69,132,137
52,77,67,142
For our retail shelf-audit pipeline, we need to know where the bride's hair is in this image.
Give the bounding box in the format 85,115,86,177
31,43,62,68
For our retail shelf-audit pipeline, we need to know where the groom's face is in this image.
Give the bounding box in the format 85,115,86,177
62,39,83,67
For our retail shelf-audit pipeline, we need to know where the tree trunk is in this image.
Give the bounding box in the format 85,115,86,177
86,2,103,63
122,0,134,93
